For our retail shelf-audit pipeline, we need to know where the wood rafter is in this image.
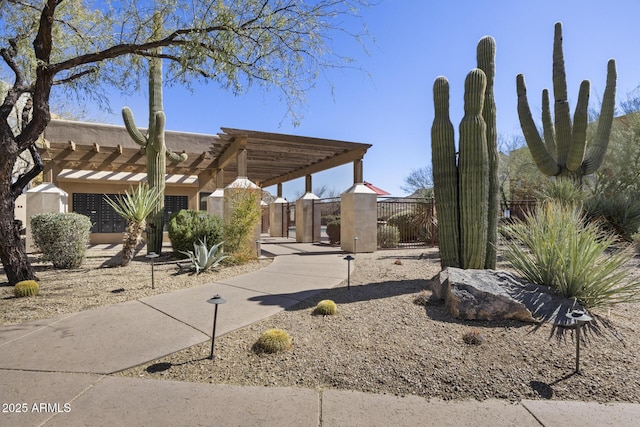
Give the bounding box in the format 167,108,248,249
41,120,372,189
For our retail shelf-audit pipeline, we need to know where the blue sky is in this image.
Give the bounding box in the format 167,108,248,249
92,0,640,200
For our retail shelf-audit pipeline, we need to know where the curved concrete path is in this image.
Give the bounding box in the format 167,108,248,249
1,240,639,426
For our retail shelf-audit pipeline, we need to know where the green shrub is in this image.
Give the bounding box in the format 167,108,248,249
168,210,223,258
31,212,91,269
583,195,640,242
502,201,640,310
536,178,586,207
14,280,39,297
326,220,340,244
223,188,262,264
314,299,338,315
388,211,430,243
252,329,293,353
377,225,400,248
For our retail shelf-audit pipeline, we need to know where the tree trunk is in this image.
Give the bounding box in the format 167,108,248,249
0,184,36,285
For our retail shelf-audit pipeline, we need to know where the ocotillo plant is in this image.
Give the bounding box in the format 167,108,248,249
431,36,497,270
516,22,617,182
122,15,187,254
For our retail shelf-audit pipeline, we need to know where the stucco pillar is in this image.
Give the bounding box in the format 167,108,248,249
25,183,69,253
296,192,320,243
207,169,225,219
269,185,288,238
341,159,376,253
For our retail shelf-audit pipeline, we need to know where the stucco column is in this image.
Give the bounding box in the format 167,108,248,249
26,183,69,253
269,184,288,237
296,192,320,243
341,159,376,252
207,169,225,219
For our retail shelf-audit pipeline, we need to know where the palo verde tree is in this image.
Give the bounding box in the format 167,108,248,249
0,0,372,285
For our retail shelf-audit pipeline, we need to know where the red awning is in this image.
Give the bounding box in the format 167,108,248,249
363,181,390,196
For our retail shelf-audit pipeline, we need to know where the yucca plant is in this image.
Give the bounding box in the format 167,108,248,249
178,237,228,274
105,183,161,267
502,201,640,310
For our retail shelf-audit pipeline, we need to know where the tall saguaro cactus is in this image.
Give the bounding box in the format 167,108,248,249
517,22,617,181
431,36,497,270
122,15,187,255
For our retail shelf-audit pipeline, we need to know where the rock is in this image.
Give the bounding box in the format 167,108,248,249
433,267,584,324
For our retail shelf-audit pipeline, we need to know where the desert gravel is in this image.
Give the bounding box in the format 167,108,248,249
3,245,640,402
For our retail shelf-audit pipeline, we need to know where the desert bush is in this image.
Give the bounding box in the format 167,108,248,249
583,195,640,242
252,329,293,353
223,188,262,264
168,210,223,258
633,230,640,254
326,220,340,244
388,210,431,243
314,299,338,315
14,280,39,297
377,225,400,248
536,178,586,208
31,212,91,269
502,201,640,310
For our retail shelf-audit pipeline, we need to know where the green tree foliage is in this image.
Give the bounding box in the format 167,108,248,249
0,0,372,284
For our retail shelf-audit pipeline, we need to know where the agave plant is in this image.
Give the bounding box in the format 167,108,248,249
104,183,161,267
179,237,228,274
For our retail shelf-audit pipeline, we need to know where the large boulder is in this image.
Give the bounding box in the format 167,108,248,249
433,267,583,324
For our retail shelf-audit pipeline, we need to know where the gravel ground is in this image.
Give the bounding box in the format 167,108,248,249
117,247,640,403
3,245,640,402
0,246,271,324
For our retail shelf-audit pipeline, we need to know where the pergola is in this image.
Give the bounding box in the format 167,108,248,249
39,119,372,192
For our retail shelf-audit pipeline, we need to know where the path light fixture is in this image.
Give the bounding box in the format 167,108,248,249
565,309,593,374
353,236,358,255
207,294,227,363
344,255,354,290
145,252,160,289
255,239,261,258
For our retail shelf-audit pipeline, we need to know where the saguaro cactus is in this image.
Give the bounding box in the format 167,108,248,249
431,36,497,270
516,22,617,181
122,15,187,255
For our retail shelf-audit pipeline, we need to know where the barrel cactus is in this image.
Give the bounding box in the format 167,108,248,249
516,22,617,182
431,36,498,269
253,329,293,354
14,280,39,297
314,299,338,315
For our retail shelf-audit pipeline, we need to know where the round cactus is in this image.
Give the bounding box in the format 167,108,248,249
253,329,293,354
14,280,39,298
314,299,338,315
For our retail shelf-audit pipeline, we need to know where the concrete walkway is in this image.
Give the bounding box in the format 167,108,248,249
1,240,639,426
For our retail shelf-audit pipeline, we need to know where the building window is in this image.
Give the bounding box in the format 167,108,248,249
73,193,188,233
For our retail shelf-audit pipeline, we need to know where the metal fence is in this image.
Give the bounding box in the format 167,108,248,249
272,198,536,248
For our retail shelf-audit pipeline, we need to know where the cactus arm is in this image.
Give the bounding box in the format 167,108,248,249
477,35,498,269
584,59,617,175
517,74,560,176
167,149,188,162
152,110,165,152
431,76,460,268
566,80,590,172
552,22,572,169
122,107,148,147
458,69,488,269
541,89,557,161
